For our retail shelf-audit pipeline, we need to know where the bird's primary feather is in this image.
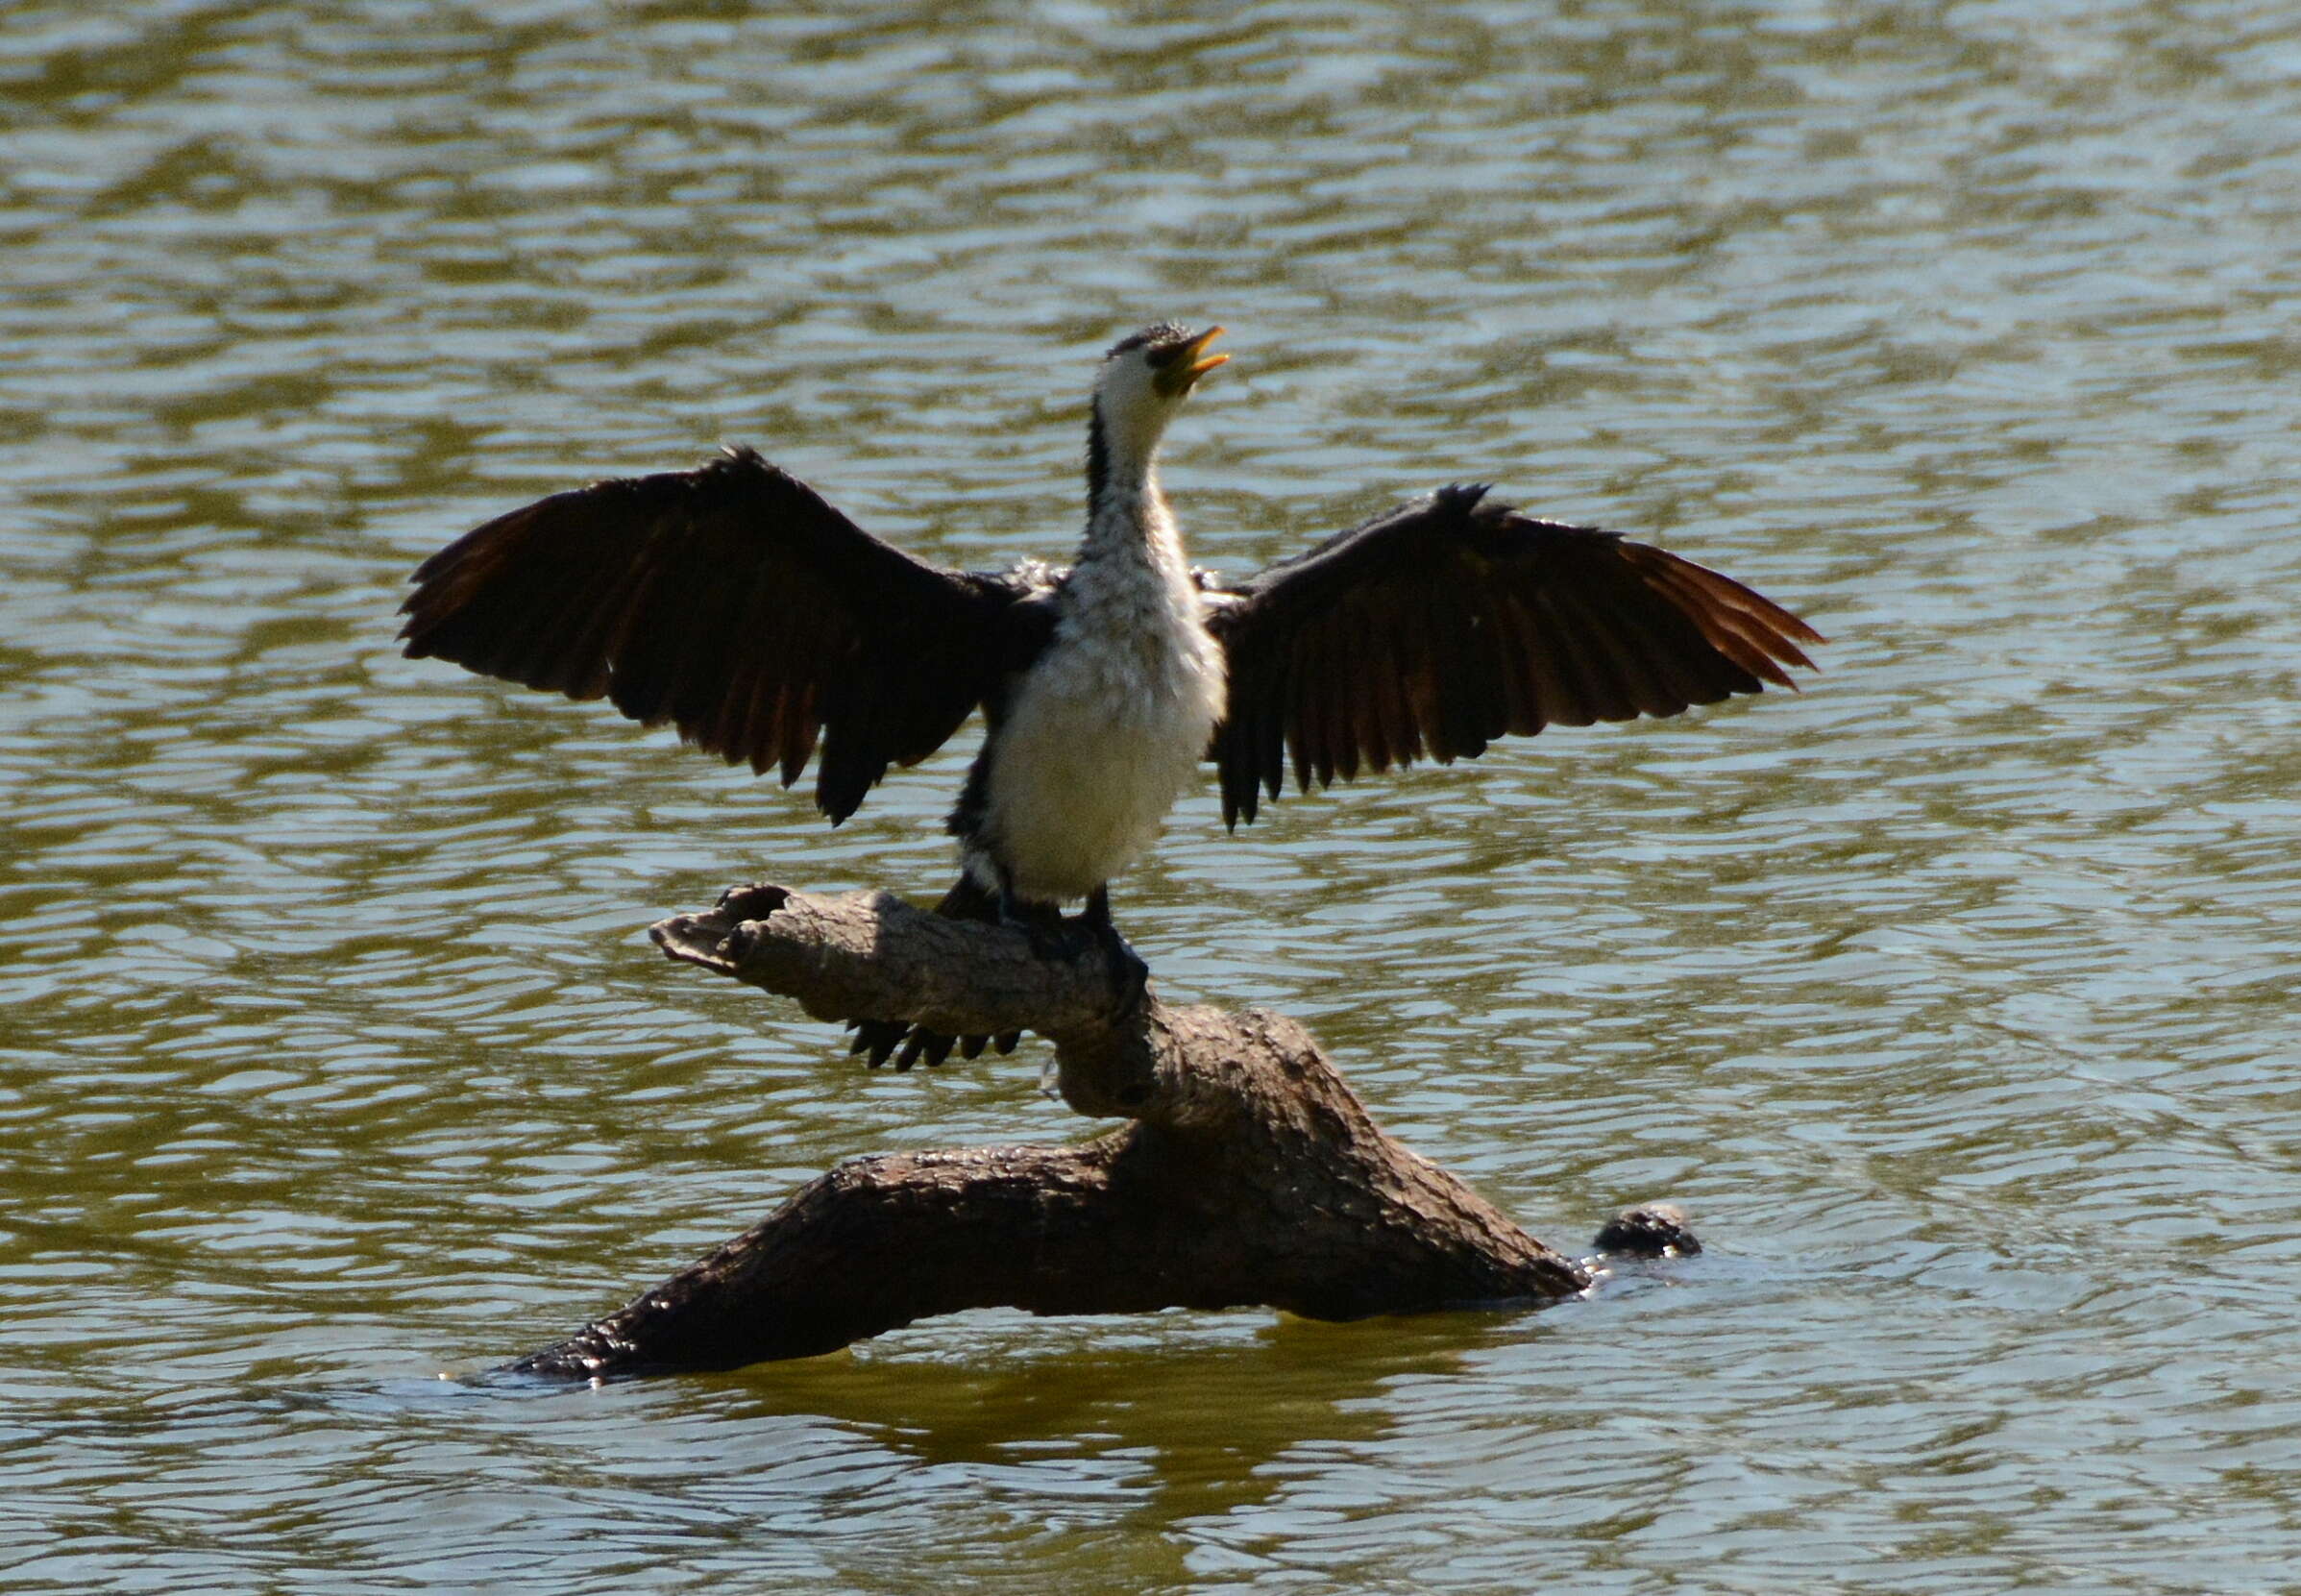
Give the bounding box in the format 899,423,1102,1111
401,447,1036,824
1201,484,1822,826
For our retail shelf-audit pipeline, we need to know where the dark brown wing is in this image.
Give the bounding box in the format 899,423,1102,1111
400,446,1033,823
1204,483,1824,827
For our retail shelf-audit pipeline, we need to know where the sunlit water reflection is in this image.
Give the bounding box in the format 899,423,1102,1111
5,1,2300,1591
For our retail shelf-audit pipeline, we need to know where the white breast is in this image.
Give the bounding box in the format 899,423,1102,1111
975,525,1226,903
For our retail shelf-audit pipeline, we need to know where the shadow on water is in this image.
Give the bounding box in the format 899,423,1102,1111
453,1308,1567,1516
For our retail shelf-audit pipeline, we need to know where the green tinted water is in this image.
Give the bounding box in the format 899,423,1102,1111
6,3,2300,1591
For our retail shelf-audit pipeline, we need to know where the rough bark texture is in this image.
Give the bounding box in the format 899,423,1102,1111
511,885,1630,1379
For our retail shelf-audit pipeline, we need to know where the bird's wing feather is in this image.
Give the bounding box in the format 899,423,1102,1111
400,446,1028,823
1203,484,1824,826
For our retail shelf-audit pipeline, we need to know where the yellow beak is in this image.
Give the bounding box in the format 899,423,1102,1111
1157,326,1229,396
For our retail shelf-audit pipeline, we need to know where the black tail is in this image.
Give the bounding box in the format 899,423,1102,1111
846,875,1023,1069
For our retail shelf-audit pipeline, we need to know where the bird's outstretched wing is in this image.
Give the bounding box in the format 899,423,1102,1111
400,446,1036,823
1203,484,1824,827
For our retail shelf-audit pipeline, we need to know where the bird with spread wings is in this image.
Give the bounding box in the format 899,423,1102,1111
402,324,1821,1067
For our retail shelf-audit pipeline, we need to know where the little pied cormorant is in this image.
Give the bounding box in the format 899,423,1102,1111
401,323,1822,1068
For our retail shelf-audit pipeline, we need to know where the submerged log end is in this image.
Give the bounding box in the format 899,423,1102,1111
1591,1202,1702,1259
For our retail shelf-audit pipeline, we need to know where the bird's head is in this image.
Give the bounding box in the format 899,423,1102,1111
1089,322,1227,477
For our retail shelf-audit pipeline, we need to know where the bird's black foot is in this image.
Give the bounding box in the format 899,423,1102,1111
847,1019,1017,1070
845,879,1133,1069
1076,885,1148,1008
844,874,1024,1070
1100,927,1150,1009
996,881,1072,962
849,1017,942,1069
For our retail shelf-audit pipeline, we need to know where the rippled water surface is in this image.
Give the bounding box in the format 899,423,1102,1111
7,2,2301,1590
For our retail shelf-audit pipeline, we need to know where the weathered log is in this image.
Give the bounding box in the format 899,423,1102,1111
511,885,1670,1379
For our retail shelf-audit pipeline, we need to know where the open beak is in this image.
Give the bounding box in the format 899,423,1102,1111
1157,326,1229,396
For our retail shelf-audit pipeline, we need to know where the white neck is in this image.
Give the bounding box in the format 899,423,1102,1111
1080,396,1185,570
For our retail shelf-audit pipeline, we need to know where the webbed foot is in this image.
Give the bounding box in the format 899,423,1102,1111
1078,885,1148,1007
1101,928,1150,1009
996,886,1071,962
